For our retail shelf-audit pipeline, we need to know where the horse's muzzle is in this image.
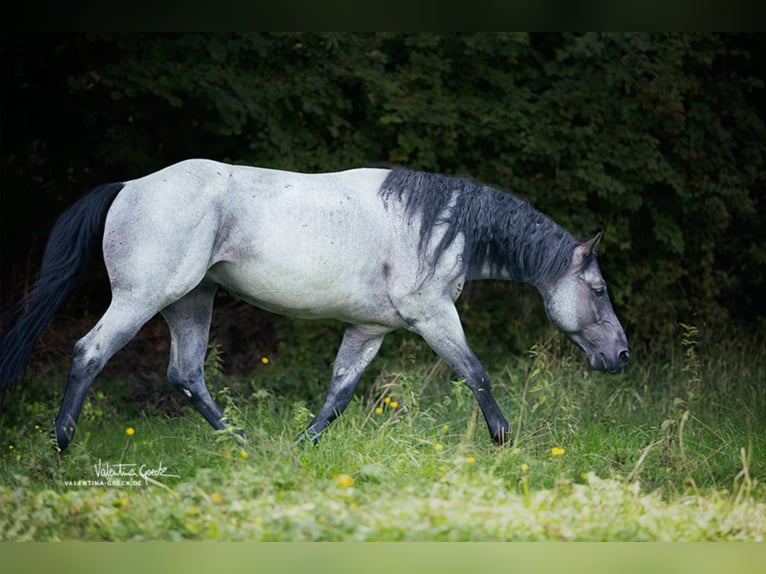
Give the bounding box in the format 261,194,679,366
598,348,630,374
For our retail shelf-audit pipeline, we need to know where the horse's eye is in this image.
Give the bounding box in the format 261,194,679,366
592,286,606,297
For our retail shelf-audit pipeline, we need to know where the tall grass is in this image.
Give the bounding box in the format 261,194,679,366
1,319,764,540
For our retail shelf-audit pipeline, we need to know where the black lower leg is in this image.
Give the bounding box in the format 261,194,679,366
299,326,386,444
467,376,511,445
55,362,98,451
301,380,358,444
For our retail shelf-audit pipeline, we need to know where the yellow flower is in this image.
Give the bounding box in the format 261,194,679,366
8,444,14,450
261,356,270,365
465,456,476,464
210,492,223,504
520,463,529,472
434,443,444,451
120,497,128,507
443,424,449,431
125,427,135,436
375,407,383,414
439,476,447,483
389,401,399,408
383,397,391,404
551,447,566,456
334,474,354,488
239,449,248,459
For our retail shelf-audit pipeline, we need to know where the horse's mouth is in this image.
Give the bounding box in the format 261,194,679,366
590,353,609,372
593,352,628,374
565,334,628,374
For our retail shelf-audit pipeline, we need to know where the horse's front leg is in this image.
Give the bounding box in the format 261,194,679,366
413,302,511,445
301,324,389,443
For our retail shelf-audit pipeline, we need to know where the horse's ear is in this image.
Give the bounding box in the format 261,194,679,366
573,230,603,265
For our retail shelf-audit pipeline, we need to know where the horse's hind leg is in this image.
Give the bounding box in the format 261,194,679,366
55,301,156,451
161,283,233,436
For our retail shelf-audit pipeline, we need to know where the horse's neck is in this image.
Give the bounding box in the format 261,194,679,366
465,197,575,288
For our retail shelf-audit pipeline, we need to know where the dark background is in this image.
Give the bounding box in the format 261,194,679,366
1,33,764,377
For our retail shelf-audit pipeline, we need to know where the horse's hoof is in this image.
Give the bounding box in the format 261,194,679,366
54,426,73,453
492,425,512,446
295,429,320,446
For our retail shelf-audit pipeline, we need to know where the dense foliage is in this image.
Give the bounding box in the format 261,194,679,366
2,33,765,342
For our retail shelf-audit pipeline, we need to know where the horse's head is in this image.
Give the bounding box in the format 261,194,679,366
541,231,629,373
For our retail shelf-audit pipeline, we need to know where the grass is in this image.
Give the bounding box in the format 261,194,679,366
1,322,765,540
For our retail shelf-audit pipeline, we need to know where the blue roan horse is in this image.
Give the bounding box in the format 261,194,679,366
0,160,629,451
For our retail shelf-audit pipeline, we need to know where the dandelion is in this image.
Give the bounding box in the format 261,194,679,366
434,443,444,451
443,424,449,431
383,397,391,404
438,465,446,472
520,463,529,472
120,497,128,507
389,401,398,408
261,356,270,365
125,427,135,436
8,444,14,450
34,424,41,432
439,476,447,484
375,407,383,414
239,449,248,459
210,492,223,504
465,456,476,464
551,447,566,456
334,474,354,488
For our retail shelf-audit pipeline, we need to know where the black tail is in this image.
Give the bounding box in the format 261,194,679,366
0,182,124,397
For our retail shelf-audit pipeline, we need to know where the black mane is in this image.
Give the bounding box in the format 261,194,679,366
379,168,579,286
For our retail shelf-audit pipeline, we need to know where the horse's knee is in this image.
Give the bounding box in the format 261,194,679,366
462,367,491,393
167,365,203,396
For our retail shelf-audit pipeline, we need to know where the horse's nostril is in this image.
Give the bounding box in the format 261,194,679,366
618,350,630,364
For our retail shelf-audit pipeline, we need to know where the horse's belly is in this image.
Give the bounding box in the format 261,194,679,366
206,259,399,325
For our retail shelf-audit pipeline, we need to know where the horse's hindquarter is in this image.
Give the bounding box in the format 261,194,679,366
206,166,409,323
103,160,235,307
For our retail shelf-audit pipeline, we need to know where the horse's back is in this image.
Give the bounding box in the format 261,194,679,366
107,160,393,266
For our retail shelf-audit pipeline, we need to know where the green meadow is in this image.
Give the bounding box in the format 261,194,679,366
2,316,764,541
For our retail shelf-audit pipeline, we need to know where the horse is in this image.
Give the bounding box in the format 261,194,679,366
0,159,629,451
